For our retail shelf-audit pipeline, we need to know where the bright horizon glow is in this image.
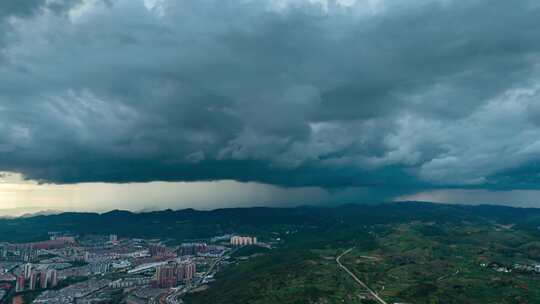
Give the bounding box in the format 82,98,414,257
0,172,342,216
3,171,540,218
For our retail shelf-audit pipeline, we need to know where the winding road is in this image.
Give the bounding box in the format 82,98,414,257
336,248,389,304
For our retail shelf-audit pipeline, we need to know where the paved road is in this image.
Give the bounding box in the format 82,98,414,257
336,248,389,304
199,246,239,284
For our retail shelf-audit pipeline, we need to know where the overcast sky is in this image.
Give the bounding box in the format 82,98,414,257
2,0,540,214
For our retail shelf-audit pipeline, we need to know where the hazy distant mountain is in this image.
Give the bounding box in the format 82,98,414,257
0,207,63,218
19,209,63,218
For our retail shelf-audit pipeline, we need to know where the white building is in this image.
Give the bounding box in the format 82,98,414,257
230,236,258,246
24,263,32,279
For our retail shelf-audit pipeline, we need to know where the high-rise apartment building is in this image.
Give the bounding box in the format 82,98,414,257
156,264,177,288
149,244,168,257
15,274,25,292
40,272,48,289
48,269,58,287
24,263,32,279
29,272,38,290
178,243,208,256
177,260,196,283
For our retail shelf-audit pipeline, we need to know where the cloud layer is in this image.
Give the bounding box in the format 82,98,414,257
2,0,540,201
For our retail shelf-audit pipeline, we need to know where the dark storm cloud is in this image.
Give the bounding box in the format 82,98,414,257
1,0,540,198
0,1,46,18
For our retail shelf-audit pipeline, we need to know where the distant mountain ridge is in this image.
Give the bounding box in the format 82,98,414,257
0,207,63,219
1,202,539,243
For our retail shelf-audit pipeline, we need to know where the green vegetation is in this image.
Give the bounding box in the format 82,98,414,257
69,260,89,267
1,203,540,303
340,222,540,304
0,207,321,243
1,203,539,243
183,204,540,304
230,245,271,258
185,226,378,304
54,276,89,290
185,248,364,304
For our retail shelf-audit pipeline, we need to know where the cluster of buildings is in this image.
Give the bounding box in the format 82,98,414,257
109,277,152,289
513,263,540,273
230,235,258,246
481,261,540,274
154,260,197,288
0,244,39,262
0,235,78,264
33,278,110,304
0,231,260,303
149,244,176,258
178,243,208,256
15,263,58,292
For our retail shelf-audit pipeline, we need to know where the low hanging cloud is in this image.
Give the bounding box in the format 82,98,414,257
1,0,540,201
